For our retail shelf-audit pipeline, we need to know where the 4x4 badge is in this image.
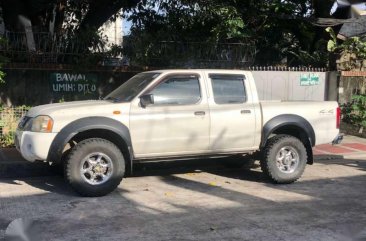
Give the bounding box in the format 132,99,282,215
319,109,334,115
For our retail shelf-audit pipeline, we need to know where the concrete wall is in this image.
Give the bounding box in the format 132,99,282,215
0,69,336,107
252,71,328,101
326,71,340,102
0,69,137,106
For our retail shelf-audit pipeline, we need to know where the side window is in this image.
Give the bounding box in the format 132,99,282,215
209,74,246,104
150,75,201,105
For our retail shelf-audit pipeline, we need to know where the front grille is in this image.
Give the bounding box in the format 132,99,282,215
17,116,31,130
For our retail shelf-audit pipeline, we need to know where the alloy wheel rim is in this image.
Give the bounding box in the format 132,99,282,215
80,152,114,185
275,146,300,174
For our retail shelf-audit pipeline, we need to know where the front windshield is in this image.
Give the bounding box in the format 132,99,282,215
105,72,161,102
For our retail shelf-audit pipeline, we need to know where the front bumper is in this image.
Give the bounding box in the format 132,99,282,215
332,134,343,145
15,130,57,162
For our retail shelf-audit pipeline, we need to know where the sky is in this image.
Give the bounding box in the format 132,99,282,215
122,19,132,36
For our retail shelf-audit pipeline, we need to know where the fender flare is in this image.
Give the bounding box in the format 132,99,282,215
47,117,133,166
261,114,316,148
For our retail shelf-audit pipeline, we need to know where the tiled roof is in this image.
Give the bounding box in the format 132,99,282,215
338,15,366,38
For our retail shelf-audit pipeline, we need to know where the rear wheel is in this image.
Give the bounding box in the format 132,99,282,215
260,135,307,184
65,138,125,197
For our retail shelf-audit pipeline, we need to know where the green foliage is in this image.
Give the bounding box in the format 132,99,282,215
0,133,15,147
326,27,337,52
326,27,366,59
0,0,333,68
288,49,328,68
62,28,118,67
0,106,31,147
341,37,366,60
0,37,7,84
341,95,366,128
326,27,366,70
209,6,247,41
327,28,366,58
126,0,330,67
0,71,5,85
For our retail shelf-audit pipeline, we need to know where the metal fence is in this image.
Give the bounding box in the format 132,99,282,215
0,106,29,145
1,31,108,64
125,41,257,68
0,31,257,68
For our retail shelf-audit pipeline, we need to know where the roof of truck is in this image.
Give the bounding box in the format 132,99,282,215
143,69,250,74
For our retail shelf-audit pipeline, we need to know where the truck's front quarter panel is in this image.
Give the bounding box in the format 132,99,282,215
16,101,131,162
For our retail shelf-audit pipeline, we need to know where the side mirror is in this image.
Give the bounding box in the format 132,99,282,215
140,94,154,108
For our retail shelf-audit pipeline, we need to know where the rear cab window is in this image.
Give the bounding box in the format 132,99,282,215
209,74,247,104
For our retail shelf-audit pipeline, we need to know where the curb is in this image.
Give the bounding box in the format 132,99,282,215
314,155,344,161
314,153,366,161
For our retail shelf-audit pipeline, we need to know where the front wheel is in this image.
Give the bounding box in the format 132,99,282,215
260,135,307,184
65,138,125,197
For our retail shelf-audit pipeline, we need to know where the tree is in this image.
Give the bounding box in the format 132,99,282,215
125,0,335,67
123,1,255,66
0,0,337,68
0,0,140,53
0,37,6,84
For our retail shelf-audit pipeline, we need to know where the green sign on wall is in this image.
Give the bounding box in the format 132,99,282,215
300,73,320,86
50,73,98,94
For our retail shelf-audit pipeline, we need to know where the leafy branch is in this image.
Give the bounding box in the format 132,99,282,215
342,95,366,129
326,27,366,71
0,37,7,84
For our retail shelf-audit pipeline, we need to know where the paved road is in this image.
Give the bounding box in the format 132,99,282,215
1,156,366,240
1,135,366,240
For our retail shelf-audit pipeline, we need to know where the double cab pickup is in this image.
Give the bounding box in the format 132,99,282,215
16,70,342,196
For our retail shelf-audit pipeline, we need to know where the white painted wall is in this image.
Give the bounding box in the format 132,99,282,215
252,71,327,101
99,10,123,48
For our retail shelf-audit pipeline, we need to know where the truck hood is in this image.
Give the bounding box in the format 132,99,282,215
27,100,122,117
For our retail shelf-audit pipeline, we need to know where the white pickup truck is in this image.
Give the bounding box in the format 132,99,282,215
15,69,342,196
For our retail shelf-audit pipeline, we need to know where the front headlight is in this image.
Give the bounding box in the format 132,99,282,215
31,115,54,132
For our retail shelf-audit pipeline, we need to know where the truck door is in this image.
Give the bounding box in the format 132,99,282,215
129,73,210,158
206,73,257,151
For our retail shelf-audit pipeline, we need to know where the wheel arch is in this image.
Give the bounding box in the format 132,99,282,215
47,117,133,174
261,114,315,164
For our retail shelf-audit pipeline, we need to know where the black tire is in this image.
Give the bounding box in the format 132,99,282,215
51,148,71,176
65,138,125,197
260,135,307,184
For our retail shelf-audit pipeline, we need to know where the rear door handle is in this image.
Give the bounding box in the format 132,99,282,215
194,111,206,116
241,110,251,114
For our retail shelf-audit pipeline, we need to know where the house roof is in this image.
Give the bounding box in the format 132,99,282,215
331,0,366,17
338,15,366,38
331,0,366,38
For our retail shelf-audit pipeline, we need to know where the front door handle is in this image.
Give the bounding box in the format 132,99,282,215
241,110,251,114
194,111,206,116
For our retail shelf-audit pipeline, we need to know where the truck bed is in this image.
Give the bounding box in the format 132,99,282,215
260,101,339,146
